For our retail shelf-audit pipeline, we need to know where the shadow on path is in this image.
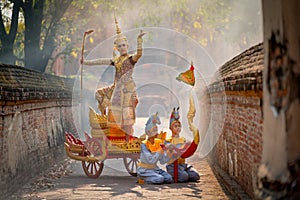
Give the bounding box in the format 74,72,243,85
9,157,234,199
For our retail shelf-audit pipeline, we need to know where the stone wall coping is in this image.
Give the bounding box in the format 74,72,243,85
0,64,74,101
209,43,263,94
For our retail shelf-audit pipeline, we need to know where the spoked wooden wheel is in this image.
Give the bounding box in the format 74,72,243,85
123,157,139,177
82,160,104,178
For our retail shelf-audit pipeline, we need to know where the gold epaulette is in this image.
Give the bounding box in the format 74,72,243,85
142,139,147,144
142,138,162,144
165,136,186,144
165,137,172,143
142,139,162,152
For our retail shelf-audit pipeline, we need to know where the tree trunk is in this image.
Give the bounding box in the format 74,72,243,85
23,0,44,71
0,40,16,65
22,0,71,72
0,0,21,65
39,0,72,72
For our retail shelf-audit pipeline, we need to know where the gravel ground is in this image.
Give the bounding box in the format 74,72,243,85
7,156,236,200
8,158,73,200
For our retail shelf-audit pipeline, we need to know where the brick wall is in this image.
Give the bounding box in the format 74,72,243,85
207,43,264,198
0,64,76,198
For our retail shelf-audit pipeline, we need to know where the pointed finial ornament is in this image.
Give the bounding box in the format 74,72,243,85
190,60,194,71
114,11,121,35
113,12,128,48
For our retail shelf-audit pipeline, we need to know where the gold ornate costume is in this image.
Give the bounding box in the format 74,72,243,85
83,17,144,138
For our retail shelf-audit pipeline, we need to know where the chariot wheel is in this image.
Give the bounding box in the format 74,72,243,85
85,138,104,157
123,157,139,177
82,160,104,178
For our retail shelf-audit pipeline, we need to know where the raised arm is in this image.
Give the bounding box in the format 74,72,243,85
132,30,146,62
82,58,112,66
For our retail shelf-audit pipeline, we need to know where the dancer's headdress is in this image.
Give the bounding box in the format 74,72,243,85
169,107,181,129
145,112,160,137
114,14,128,49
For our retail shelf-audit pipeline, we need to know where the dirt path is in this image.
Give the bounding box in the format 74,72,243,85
8,156,235,200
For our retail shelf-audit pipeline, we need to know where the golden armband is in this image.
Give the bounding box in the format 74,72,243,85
83,58,112,66
132,37,143,62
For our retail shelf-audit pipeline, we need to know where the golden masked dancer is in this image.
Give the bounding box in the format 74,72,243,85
81,16,146,141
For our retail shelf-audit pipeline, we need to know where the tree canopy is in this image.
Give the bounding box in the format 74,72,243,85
0,0,262,73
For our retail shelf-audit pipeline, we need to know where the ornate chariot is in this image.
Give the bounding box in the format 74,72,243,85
64,106,144,178
64,93,199,180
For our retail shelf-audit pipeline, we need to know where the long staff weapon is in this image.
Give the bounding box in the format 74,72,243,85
80,30,94,97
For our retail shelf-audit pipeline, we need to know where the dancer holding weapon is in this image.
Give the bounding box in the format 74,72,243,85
80,16,146,141
80,29,94,98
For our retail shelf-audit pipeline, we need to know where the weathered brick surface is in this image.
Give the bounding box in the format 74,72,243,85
0,64,74,101
0,64,76,199
207,43,263,198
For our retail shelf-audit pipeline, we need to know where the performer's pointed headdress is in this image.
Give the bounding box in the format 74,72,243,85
169,107,181,129
113,14,128,49
176,61,195,86
145,112,160,137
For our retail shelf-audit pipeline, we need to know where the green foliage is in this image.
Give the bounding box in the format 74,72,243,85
0,0,262,74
